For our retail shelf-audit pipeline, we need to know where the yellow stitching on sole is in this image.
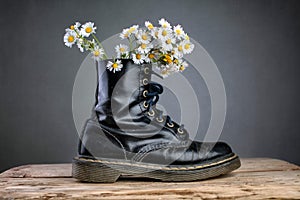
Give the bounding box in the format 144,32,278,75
76,154,238,171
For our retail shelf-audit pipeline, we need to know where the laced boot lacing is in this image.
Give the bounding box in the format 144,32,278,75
141,66,185,135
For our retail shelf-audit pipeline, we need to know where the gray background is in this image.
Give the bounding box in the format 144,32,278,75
1,0,300,172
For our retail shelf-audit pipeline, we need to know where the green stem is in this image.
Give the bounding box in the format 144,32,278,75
74,29,90,49
128,37,133,52
92,34,108,59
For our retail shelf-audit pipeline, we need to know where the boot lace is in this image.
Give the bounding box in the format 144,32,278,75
142,80,185,135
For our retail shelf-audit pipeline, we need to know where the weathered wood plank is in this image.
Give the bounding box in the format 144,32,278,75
0,158,299,199
0,164,72,178
238,157,300,172
0,170,299,199
1,158,299,178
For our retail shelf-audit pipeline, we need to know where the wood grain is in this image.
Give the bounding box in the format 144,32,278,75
0,158,299,199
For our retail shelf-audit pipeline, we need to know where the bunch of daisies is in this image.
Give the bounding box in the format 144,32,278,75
63,22,108,61
63,19,194,76
117,18,194,76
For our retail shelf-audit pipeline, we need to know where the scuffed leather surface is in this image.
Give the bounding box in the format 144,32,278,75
79,59,233,165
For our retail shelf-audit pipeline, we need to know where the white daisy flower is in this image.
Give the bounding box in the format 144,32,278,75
158,18,171,29
115,44,129,58
150,27,159,39
106,60,123,73
157,27,172,41
179,61,188,71
144,53,156,63
65,28,75,34
176,42,184,51
161,36,176,52
91,46,104,61
173,49,183,59
120,28,130,39
182,40,195,54
74,22,81,30
67,22,81,32
76,38,85,52
120,25,139,39
137,43,153,54
168,63,180,72
136,29,151,44
173,42,184,58
184,33,190,41
159,66,171,78
80,22,96,37
173,24,185,39
171,57,182,67
161,63,180,76
132,53,145,64
64,31,77,48
145,21,154,30
128,25,139,34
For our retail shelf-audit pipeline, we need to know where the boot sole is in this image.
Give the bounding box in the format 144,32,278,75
72,154,240,183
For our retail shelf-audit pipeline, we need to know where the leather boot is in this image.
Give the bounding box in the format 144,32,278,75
72,59,240,182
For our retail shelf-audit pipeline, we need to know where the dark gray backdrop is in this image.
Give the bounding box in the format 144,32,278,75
1,0,300,172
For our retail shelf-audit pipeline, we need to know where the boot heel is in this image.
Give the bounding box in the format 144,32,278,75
72,158,120,183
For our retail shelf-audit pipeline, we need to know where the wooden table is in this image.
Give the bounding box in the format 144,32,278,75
0,158,299,199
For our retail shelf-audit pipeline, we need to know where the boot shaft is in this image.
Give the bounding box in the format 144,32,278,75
95,59,152,129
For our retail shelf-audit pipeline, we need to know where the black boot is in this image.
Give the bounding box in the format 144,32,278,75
72,59,240,182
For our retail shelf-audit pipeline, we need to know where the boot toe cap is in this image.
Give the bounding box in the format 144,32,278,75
211,141,233,158
193,141,233,162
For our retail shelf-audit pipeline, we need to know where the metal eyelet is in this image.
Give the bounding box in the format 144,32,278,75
143,101,149,108
156,117,164,123
177,128,184,134
148,110,155,117
143,90,148,98
167,122,174,128
142,78,148,85
144,67,150,74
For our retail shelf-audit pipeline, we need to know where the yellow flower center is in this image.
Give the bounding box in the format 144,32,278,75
162,54,172,64
174,59,179,64
142,34,148,40
162,30,168,36
178,45,183,51
94,50,100,56
165,54,171,60
119,47,125,52
179,66,185,71
176,29,181,35
166,39,172,44
185,35,190,40
147,24,154,30
70,25,75,30
184,43,190,50
148,54,155,59
162,24,168,28
85,27,92,33
136,54,141,60
141,43,147,49
163,55,172,63
129,27,135,33
68,36,74,43
112,63,118,69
